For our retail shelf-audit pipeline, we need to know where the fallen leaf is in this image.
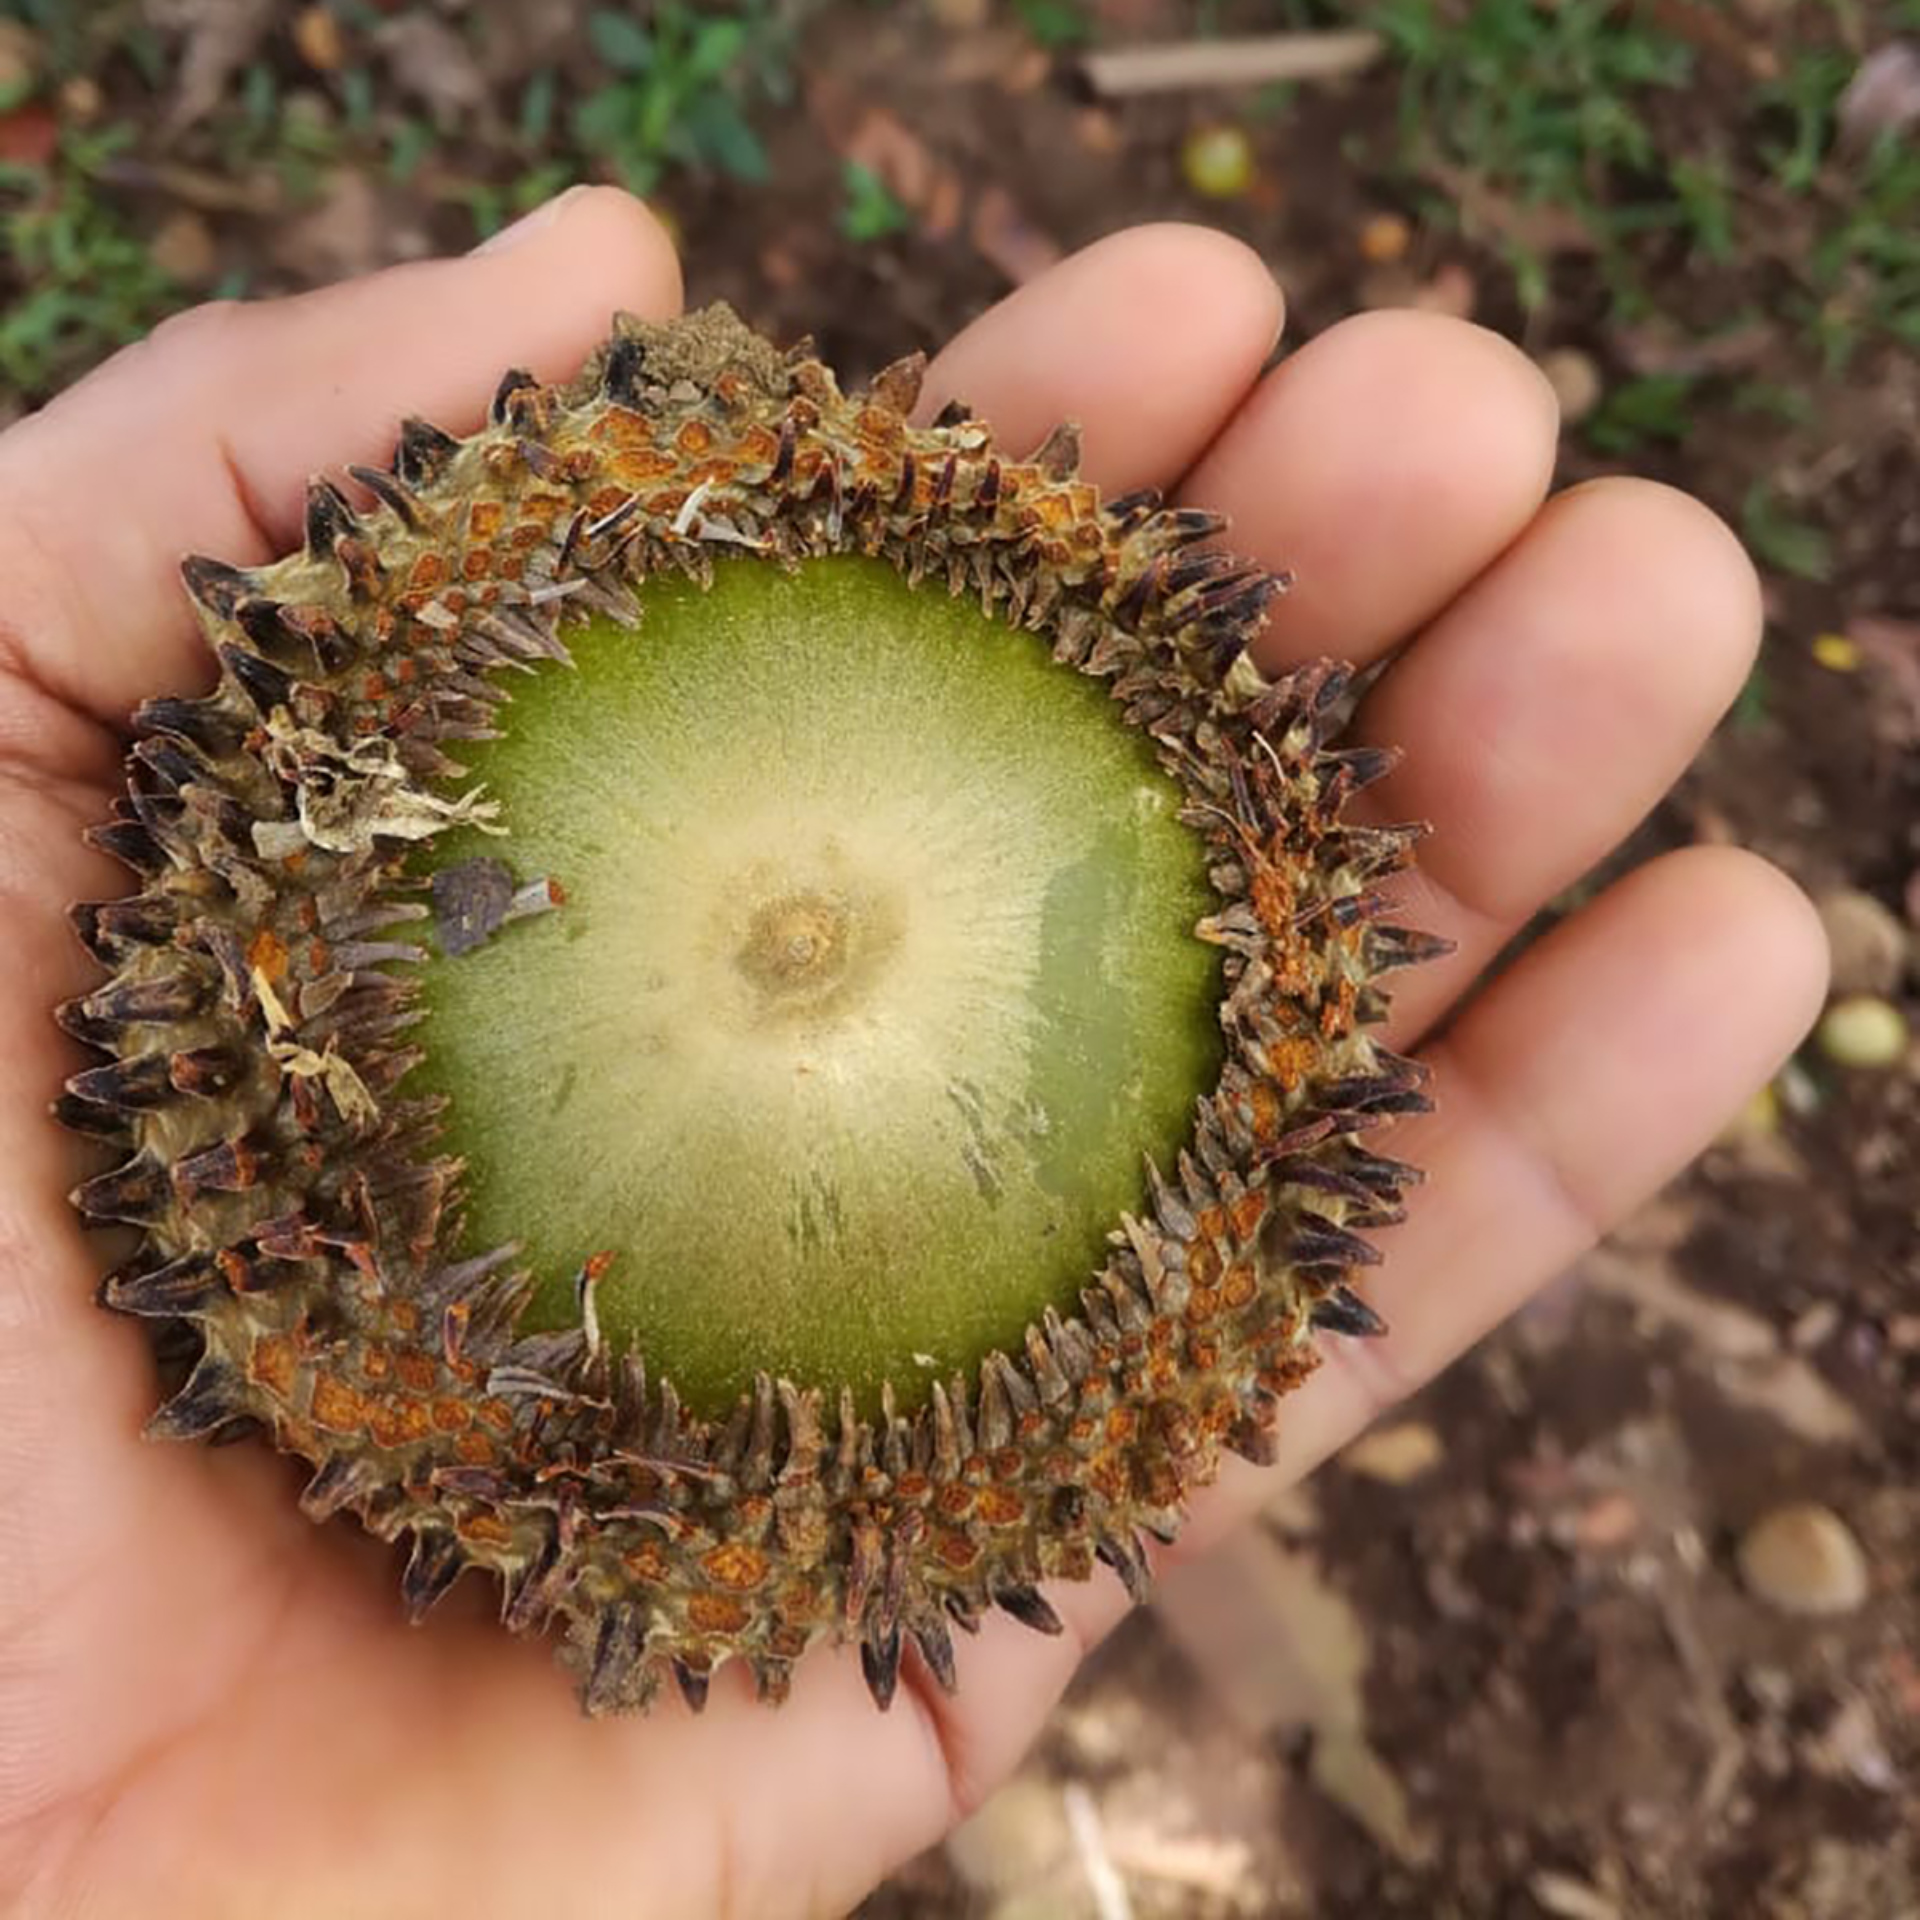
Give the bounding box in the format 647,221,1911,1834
839,104,965,240
970,183,1062,285
843,105,936,205
1427,160,1598,258
149,208,219,285
1002,45,1054,93
374,13,490,128
0,99,56,167
1611,316,1772,378
268,166,386,281
1412,260,1476,319
1850,612,1920,744
148,0,276,138
96,153,282,214
1838,41,1920,153
757,240,803,289
1074,105,1123,155
937,25,1049,87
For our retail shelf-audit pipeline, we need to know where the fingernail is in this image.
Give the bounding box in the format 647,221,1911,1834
472,184,591,257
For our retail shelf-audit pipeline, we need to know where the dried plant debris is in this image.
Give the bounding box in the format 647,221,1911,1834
59,303,1442,1714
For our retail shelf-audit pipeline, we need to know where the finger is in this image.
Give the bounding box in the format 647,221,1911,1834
919,223,1283,495
1178,309,1560,668
927,848,1826,1796
0,187,681,730
1358,478,1764,1049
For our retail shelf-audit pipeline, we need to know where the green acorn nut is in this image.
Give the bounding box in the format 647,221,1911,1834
58,304,1442,1714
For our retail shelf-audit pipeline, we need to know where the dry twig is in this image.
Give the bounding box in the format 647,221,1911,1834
1081,31,1383,98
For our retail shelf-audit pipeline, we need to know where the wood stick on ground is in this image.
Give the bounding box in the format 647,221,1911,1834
1081,31,1385,98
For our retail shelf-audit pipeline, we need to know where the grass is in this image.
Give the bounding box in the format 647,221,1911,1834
1365,0,1920,370
0,1,800,396
0,124,184,396
1,0,1915,445
571,4,793,198
1370,0,1694,316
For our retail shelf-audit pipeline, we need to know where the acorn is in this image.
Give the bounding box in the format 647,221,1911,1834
60,304,1440,1713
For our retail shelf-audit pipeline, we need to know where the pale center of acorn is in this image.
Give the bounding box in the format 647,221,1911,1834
732,888,876,1018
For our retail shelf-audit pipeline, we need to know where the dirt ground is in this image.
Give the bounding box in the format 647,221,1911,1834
3,2,1916,1914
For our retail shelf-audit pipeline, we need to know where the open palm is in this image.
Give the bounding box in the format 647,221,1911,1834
0,194,1825,1920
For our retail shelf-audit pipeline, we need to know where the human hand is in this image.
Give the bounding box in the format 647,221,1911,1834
0,190,1826,1920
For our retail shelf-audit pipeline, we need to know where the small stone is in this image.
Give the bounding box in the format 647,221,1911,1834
1816,888,1909,996
1539,346,1603,424
1411,261,1476,319
1180,124,1255,201
1358,211,1412,264
947,1777,1072,1894
1529,1870,1621,1920
1788,1300,1839,1352
1803,1694,1896,1790
1716,1079,1780,1145
1744,1663,1794,1713
1775,1056,1823,1114
1738,1502,1870,1616
58,74,102,123
1816,994,1910,1070
292,4,344,73
1572,1490,1642,1552
1342,1419,1442,1485
149,210,218,287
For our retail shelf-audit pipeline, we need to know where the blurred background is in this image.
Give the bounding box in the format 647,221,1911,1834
2,1,1915,1913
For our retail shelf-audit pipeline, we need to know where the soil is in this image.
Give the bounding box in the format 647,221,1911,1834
4,2,1916,1915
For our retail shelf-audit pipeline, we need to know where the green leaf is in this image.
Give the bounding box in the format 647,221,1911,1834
839,159,912,244
682,90,766,181
588,11,657,74
385,118,435,184
687,17,749,82
1011,0,1091,49
572,84,637,156
1740,482,1832,583
1581,372,1699,456
519,69,556,145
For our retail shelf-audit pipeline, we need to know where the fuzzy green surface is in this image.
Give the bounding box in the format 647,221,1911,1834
415,555,1222,1415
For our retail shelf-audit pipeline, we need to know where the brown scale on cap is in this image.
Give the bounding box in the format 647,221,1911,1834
59,304,1446,1714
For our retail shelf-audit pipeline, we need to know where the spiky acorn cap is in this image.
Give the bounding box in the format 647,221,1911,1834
59,305,1443,1713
